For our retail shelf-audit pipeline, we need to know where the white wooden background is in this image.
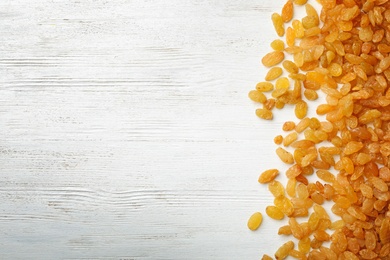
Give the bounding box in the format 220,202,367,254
0,0,310,259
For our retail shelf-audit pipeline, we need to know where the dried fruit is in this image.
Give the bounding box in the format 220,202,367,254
256,108,273,120
276,147,294,164
258,169,279,184
265,67,283,81
275,241,294,259
271,40,285,51
262,51,285,67
248,90,267,103
262,255,273,260
281,1,294,23
266,206,285,220
294,100,308,119
269,180,285,198
248,0,390,257
272,13,285,37
247,212,263,231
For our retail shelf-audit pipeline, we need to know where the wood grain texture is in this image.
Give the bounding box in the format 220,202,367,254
0,0,296,259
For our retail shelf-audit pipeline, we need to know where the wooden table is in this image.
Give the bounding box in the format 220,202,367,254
0,0,305,258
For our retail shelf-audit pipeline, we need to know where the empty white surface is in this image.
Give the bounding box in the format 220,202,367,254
0,0,316,259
